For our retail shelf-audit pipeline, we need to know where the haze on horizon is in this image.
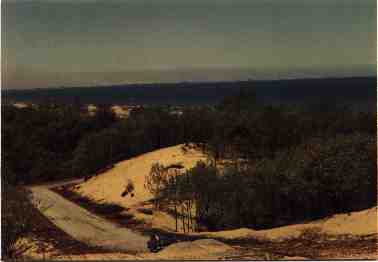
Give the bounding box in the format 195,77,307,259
2,0,376,89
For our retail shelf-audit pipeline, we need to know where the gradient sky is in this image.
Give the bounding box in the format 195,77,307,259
2,0,376,89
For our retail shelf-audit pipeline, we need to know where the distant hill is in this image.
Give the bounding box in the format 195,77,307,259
3,77,376,108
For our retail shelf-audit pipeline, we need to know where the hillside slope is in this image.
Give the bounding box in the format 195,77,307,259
195,206,377,241
75,144,205,207
74,144,206,231
74,144,377,239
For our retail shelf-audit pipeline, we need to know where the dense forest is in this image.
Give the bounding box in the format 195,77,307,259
2,87,377,257
143,92,376,231
4,91,375,187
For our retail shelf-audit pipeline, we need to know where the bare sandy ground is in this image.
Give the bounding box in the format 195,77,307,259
12,102,29,108
111,105,130,118
193,206,377,242
141,238,235,260
75,144,206,232
30,185,149,253
86,104,129,118
17,233,236,260
75,144,377,240
22,177,236,260
52,239,236,260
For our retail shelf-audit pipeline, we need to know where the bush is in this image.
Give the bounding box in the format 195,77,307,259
126,180,135,194
122,180,135,197
137,208,154,215
2,185,34,259
144,163,171,200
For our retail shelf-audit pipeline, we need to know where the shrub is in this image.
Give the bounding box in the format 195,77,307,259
137,208,154,215
2,185,34,259
144,163,170,204
122,180,135,197
126,180,135,194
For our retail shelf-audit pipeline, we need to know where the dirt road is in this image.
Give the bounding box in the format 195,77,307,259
29,183,149,253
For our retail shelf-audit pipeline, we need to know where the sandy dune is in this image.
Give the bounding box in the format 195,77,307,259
75,144,377,241
22,144,376,260
76,144,205,206
75,144,206,231
24,175,236,261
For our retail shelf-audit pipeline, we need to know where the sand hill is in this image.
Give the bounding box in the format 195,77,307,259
74,144,206,231
74,144,377,240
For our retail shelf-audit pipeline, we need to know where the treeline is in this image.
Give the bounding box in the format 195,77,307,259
202,91,375,163
2,103,118,184
148,133,375,232
143,91,376,231
3,90,376,231
3,92,375,187
3,102,215,184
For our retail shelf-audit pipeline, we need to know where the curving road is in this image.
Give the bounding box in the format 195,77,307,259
29,181,149,253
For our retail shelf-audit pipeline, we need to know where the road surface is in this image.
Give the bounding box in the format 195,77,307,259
29,181,149,253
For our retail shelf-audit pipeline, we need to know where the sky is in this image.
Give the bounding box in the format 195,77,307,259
2,0,376,89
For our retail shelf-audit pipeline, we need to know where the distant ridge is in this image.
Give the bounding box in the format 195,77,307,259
3,77,376,107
